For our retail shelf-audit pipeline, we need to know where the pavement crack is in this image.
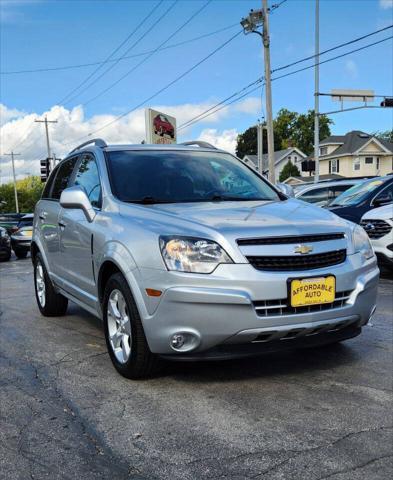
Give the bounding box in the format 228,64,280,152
315,453,393,480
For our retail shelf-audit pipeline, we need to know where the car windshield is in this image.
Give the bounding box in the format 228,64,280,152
329,178,385,207
106,150,281,204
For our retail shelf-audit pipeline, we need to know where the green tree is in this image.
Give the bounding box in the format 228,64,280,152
279,161,300,182
374,130,393,143
236,109,333,158
0,176,43,213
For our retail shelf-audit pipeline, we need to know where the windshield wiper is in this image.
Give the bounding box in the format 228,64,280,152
124,196,172,204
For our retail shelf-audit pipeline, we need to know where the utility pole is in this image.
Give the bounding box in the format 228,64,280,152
314,0,320,183
241,4,275,183
257,121,263,173
262,0,275,184
35,116,58,170
4,152,21,213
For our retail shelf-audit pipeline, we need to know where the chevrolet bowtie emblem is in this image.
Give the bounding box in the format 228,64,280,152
294,244,313,255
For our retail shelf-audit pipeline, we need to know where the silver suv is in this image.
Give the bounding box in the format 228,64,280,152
32,139,379,378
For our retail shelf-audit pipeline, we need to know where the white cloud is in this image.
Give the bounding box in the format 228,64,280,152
344,59,358,79
379,0,393,9
198,128,238,154
0,104,25,126
0,98,257,182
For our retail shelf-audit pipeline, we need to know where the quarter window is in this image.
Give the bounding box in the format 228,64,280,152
51,157,78,200
74,155,102,208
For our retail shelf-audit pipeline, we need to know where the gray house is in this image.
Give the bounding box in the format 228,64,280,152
242,147,307,179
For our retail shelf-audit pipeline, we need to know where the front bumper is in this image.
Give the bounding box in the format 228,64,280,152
137,253,379,357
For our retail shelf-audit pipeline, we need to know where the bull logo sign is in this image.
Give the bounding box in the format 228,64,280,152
145,108,177,145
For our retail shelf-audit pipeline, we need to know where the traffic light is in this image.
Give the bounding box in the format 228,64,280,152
380,98,393,108
40,158,51,183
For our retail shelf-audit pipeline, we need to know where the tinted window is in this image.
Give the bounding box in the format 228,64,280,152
106,150,280,203
74,155,102,208
374,183,393,202
51,158,78,200
299,187,329,204
42,164,59,199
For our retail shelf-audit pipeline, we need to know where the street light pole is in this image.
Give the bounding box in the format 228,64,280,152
262,0,275,184
314,0,320,183
4,152,21,213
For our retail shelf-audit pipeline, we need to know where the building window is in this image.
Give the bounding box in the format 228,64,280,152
287,156,291,161
353,158,361,171
376,157,380,170
320,146,327,156
331,159,339,173
365,157,373,164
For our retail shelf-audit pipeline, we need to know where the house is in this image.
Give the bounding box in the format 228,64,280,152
242,147,307,179
304,130,393,178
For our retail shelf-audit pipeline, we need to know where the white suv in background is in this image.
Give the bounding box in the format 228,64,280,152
361,205,393,271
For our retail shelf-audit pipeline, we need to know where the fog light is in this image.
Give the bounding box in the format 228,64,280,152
171,334,185,349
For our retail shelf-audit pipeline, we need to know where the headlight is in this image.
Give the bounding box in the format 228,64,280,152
160,236,233,273
352,225,374,260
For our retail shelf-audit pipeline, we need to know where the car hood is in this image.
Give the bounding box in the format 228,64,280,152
362,204,393,221
144,198,352,238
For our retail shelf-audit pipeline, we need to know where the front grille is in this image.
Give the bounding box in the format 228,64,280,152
360,219,392,239
253,290,352,317
237,233,345,246
247,249,346,271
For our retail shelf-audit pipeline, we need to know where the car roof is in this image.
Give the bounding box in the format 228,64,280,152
295,179,362,193
102,144,226,153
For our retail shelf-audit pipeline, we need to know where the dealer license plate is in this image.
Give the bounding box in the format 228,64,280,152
290,276,335,307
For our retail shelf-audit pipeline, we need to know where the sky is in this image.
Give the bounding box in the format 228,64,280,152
0,0,392,182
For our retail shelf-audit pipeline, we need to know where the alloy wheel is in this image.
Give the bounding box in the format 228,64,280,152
107,289,132,364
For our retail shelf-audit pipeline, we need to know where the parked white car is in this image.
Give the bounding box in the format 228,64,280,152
361,205,393,270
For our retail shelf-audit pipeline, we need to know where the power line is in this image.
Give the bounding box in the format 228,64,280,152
272,24,393,73
80,0,212,108
60,0,174,106
63,30,243,146
177,34,393,131
0,23,238,75
178,78,264,130
272,35,393,81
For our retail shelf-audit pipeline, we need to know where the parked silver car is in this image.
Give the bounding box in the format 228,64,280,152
32,140,379,378
294,179,363,206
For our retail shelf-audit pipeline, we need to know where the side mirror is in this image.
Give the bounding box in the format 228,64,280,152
373,195,392,207
276,183,295,197
60,185,96,223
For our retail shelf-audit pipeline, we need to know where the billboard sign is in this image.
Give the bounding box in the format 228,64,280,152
145,108,177,144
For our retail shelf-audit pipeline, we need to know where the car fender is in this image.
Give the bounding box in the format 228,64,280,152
97,241,150,320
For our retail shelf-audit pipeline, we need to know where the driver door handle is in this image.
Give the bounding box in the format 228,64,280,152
39,212,47,221
58,221,66,229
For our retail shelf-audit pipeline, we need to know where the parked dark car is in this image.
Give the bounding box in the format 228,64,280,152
153,114,175,138
326,176,393,224
0,226,11,262
11,213,33,258
0,213,26,234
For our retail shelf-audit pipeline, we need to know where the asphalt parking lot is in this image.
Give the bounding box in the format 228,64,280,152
0,255,392,480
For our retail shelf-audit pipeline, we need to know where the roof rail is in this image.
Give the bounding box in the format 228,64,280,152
70,138,107,154
180,141,218,150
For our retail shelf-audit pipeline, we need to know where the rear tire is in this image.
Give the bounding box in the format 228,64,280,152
34,253,68,316
14,248,28,259
0,251,11,262
103,273,159,379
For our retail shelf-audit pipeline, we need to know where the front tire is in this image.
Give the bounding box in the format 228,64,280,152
103,273,159,379
34,253,68,316
14,248,28,259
